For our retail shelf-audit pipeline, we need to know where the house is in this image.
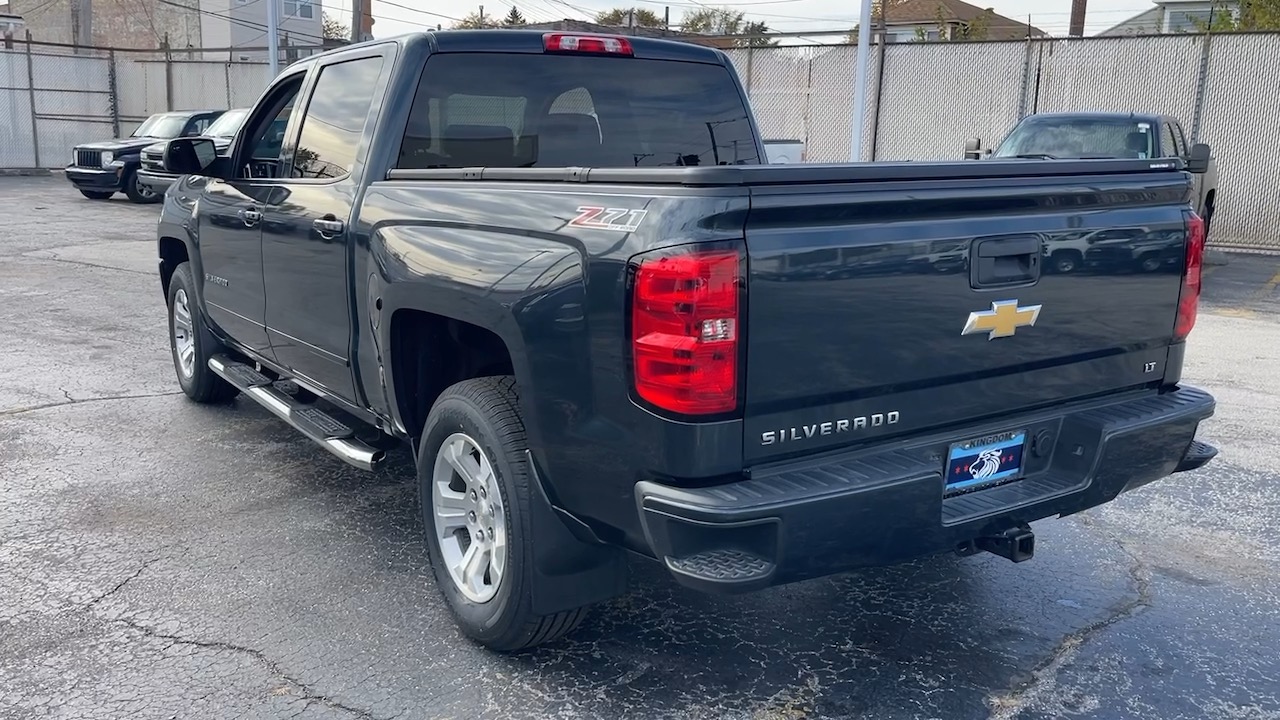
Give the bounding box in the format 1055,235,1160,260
1100,0,1230,35
879,0,1047,41
8,0,324,60
0,4,24,39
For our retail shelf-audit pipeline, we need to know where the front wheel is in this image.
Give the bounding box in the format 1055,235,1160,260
1051,250,1081,274
124,169,161,204
79,189,113,200
419,377,590,651
167,263,238,403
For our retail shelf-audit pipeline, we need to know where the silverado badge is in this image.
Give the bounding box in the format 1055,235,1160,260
962,300,1041,340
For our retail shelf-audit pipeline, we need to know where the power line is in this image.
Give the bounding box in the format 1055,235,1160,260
373,0,463,23
155,0,328,43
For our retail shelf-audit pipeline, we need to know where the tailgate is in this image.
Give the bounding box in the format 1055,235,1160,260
742,171,1192,463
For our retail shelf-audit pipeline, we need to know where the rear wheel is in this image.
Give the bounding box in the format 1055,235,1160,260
124,169,161,204
419,376,590,651
79,189,113,200
167,262,238,403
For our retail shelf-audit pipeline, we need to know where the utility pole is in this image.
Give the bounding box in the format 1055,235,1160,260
479,5,485,25
849,0,872,162
70,0,81,52
1068,0,1086,36
351,0,363,42
266,0,280,77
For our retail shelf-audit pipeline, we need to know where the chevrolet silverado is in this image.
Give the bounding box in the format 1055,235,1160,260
153,30,1218,651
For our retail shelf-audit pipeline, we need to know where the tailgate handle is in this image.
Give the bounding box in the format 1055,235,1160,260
978,237,1040,258
972,236,1041,288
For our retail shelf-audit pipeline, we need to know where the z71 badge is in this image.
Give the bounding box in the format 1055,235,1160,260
569,206,647,232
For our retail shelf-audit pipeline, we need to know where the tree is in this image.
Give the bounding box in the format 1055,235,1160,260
682,6,745,35
742,21,778,46
322,12,350,40
909,5,991,41
595,8,666,27
845,0,905,42
1192,0,1280,31
454,12,499,28
503,6,525,25
954,8,992,40
681,7,776,47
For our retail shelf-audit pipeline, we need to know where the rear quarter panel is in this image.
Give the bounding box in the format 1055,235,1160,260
357,181,749,542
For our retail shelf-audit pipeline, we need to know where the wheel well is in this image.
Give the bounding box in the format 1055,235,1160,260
159,237,188,300
1204,189,1216,216
390,309,515,442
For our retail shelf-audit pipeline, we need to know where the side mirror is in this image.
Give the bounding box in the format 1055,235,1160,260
1186,143,1211,174
964,137,982,160
162,137,218,175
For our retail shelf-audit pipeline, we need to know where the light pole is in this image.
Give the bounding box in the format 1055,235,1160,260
849,0,873,162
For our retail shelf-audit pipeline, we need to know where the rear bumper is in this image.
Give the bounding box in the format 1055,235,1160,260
64,166,124,191
635,386,1216,593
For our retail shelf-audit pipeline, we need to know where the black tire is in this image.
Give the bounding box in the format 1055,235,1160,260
79,189,114,200
1051,250,1081,274
419,376,589,651
124,168,161,204
166,263,238,403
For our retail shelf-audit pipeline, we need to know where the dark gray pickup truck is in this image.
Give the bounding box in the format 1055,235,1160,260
153,30,1217,651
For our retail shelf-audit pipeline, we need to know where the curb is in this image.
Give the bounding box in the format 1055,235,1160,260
0,168,53,177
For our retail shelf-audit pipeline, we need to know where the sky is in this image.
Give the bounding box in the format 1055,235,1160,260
322,0,1158,40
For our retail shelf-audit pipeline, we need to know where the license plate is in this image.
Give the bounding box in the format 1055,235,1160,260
945,430,1026,493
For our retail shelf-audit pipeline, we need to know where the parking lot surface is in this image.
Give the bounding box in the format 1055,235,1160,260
2,176,1278,720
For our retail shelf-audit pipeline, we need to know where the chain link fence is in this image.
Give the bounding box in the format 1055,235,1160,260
2,32,1278,249
0,36,314,169
732,31,1280,250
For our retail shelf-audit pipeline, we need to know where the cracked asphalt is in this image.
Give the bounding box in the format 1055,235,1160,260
2,175,1278,720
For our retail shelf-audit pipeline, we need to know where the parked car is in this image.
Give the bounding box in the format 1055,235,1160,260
153,31,1216,651
65,109,225,203
965,112,1219,238
137,108,251,197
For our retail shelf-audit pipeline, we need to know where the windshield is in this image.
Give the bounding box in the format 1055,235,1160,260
131,114,190,139
203,108,249,139
994,119,1155,159
396,53,760,169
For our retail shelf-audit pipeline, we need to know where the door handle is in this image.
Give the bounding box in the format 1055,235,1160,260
313,217,345,237
238,208,262,227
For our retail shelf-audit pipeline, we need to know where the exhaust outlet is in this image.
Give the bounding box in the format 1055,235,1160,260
977,524,1035,563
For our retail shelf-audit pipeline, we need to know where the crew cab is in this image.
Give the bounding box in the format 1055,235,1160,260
66,110,224,203
965,112,1219,239
137,108,251,197
153,31,1218,651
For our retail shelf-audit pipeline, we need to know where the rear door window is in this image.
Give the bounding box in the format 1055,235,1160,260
397,53,759,169
292,56,385,180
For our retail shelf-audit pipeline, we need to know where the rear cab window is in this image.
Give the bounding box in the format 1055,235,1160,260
995,118,1155,160
397,53,760,169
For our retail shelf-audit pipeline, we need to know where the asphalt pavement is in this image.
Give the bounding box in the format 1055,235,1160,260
1,176,1278,720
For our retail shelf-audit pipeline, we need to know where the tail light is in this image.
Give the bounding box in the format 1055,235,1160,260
544,33,634,56
1174,210,1206,341
631,249,741,415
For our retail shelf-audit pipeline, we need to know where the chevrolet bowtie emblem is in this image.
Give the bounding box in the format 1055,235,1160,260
962,300,1042,340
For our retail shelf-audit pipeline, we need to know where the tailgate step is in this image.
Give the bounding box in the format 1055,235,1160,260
208,354,384,471
666,549,774,584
